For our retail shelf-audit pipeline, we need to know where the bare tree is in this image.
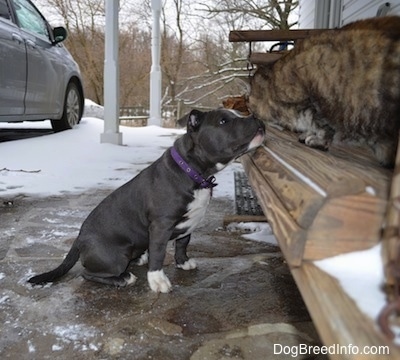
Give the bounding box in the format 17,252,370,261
119,25,152,108
199,0,299,29
44,0,105,103
38,0,298,120
42,0,153,107
161,0,185,108
171,0,299,111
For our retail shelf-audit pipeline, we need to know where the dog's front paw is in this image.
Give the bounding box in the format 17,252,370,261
176,258,197,270
147,270,172,293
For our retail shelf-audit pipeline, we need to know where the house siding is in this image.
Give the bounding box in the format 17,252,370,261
299,0,400,28
342,0,400,24
298,0,317,28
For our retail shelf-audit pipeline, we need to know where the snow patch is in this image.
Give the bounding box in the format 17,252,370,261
0,295,10,304
52,344,63,351
83,99,104,119
27,340,35,353
227,222,278,246
53,324,98,350
315,244,400,344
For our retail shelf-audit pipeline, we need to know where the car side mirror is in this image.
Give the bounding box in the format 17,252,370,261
52,26,68,44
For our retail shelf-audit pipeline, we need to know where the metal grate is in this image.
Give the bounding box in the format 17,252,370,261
234,171,264,216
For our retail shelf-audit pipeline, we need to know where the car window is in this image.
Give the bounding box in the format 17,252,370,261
13,0,49,38
0,0,11,20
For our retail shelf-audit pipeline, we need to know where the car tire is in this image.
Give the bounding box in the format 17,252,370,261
51,82,82,132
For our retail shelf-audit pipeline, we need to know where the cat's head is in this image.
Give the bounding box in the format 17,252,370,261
247,64,274,120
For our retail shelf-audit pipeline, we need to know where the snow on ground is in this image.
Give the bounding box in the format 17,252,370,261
0,119,177,196
0,100,241,199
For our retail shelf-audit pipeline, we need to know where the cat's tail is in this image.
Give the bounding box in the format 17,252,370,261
28,242,80,285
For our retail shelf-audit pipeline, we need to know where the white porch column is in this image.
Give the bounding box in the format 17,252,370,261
148,0,162,126
101,0,122,144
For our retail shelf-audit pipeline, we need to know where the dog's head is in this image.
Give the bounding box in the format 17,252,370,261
182,109,265,169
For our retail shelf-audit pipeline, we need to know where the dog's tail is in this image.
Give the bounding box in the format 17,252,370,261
28,243,80,285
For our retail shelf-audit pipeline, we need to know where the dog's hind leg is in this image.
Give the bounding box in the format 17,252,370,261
82,271,137,287
175,234,197,270
132,250,148,266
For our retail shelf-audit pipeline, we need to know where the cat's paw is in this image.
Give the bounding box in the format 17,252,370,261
301,134,329,151
372,141,396,168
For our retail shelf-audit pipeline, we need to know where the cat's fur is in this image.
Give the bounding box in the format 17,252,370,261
248,16,400,167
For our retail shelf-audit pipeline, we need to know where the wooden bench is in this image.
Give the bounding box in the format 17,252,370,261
230,29,400,359
241,127,399,359
229,29,335,65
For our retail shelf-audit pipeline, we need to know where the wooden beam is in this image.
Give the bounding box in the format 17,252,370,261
229,28,335,42
222,215,267,227
381,135,400,291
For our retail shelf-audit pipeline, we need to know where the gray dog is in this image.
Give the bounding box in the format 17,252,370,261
28,109,265,293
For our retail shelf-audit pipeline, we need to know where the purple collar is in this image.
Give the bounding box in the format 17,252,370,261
170,147,217,189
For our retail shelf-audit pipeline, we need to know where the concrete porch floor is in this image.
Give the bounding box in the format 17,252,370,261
0,189,327,359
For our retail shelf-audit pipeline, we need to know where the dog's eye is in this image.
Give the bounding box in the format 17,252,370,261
219,118,229,125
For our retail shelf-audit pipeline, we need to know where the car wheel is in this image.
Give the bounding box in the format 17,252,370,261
51,82,82,132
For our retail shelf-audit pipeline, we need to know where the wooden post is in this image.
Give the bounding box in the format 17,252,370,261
148,0,162,126
381,134,400,298
101,0,122,145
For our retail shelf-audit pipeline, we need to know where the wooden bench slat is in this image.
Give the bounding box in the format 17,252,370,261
241,127,390,263
241,151,307,266
244,144,325,228
229,29,335,42
304,193,387,260
291,263,400,360
265,127,390,199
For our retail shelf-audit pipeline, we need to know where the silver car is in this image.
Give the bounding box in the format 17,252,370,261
0,0,84,131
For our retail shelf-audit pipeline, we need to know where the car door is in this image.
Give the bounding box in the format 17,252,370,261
0,0,27,115
13,0,64,115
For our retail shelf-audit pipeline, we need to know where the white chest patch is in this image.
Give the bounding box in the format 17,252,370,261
176,188,211,236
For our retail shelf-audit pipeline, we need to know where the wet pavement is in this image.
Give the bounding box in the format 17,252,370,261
0,189,327,359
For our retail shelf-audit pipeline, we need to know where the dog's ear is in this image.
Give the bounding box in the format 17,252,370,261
187,109,205,133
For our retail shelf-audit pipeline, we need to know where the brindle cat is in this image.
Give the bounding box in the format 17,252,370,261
248,16,400,167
